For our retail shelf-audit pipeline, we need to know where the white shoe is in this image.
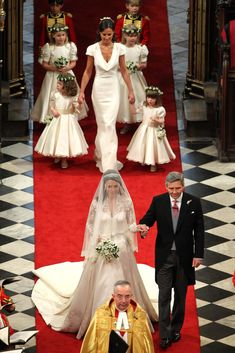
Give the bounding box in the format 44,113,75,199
54,158,61,164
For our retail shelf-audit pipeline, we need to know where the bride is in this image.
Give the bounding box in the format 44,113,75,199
32,169,158,339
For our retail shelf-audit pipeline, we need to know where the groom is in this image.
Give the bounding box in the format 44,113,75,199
139,171,204,349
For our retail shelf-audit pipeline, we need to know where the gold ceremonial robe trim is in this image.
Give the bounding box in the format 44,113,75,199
80,299,154,353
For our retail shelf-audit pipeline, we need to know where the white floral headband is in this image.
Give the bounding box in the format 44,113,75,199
145,86,163,96
57,73,75,82
122,27,141,35
48,25,69,33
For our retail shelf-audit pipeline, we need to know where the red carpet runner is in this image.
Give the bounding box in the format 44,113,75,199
33,1,200,352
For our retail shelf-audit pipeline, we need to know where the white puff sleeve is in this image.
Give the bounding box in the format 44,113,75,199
140,44,149,63
69,42,78,61
39,43,51,63
157,106,166,119
86,44,95,57
118,43,126,56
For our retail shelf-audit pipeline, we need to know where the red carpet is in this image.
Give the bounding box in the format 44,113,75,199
33,1,200,352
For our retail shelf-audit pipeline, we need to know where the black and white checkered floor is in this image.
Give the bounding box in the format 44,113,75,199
0,139,234,353
0,1,234,352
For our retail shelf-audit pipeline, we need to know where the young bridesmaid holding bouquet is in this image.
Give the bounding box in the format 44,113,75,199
127,86,176,172
35,73,88,169
32,23,87,123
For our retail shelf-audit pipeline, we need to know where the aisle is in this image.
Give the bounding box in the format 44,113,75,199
33,1,199,352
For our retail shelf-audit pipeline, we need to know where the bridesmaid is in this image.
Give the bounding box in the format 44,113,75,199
78,17,135,173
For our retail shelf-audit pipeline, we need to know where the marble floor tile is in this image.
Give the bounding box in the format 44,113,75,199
208,224,235,240
1,143,33,158
1,159,33,174
200,161,235,174
0,206,34,223
0,258,34,275
8,312,36,331
210,258,235,274
0,223,34,239
2,175,33,190
209,241,235,258
0,190,34,206
205,207,235,223
203,191,235,207
1,240,34,257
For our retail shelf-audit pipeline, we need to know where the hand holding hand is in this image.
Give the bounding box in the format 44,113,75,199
128,92,135,105
78,93,85,105
137,224,149,239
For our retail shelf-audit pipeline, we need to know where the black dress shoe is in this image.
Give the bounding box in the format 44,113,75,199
171,332,181,342
159,338,172,349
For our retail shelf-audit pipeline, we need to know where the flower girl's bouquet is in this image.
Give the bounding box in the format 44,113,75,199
41,115,53,125
126,61,137,74
156,126,166,139
54,56,68,69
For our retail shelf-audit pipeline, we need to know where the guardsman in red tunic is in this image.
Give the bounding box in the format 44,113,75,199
0,287,15,313
115,0,150,46
39,0,77,52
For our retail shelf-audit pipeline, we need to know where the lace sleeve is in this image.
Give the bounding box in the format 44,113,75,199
125,199,138,252
81,199,97,258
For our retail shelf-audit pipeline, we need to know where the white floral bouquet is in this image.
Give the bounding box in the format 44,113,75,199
126,61,137,74
41,115,53,125
96,240,119,262
156,126,166,139
54,56,68,68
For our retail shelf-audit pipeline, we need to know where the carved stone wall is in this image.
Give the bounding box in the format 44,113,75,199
3,0,26,97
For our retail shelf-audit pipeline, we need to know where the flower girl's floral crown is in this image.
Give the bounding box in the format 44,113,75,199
57,73,75,82
145,86,163,96
122,26,141,35
99,16,114,23
48,24,69,33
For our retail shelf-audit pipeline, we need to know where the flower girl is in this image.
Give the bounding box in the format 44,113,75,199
31,23,87,123
34,73,88,169
117,24,148,134
127,86,176,172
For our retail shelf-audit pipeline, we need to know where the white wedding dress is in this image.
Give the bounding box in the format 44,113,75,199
32,196,159,339
86,42,126,172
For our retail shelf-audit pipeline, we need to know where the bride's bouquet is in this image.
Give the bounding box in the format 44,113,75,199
96,240,119,262
54,56,68,69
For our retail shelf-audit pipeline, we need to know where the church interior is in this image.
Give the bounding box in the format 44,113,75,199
0,1,234,353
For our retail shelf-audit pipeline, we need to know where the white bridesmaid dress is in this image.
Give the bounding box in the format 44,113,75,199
86,42,126,172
